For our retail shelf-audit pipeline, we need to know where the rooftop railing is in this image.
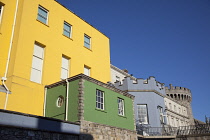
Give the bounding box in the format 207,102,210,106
177,124,210,136
137,124,210,137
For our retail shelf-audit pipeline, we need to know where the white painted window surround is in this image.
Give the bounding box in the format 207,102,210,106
118,98,124,116
137,104,148,124
96,89,104,110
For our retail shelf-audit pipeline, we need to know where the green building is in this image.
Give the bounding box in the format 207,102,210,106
44,74,137,140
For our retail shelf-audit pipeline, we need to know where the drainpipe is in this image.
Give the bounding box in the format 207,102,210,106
65,79,69,121
43,87,47,117
2,0,19,110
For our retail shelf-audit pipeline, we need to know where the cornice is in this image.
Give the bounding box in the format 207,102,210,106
45,74,135,99
124,89,165,98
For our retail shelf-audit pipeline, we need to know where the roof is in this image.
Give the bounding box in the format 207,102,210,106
45,73,135,99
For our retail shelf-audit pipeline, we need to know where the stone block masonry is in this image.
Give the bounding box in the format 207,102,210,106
80,120,137,140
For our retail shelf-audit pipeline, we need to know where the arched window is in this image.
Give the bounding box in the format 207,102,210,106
57,96,64,107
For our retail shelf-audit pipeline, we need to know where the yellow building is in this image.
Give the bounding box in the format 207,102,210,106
0,0,111,116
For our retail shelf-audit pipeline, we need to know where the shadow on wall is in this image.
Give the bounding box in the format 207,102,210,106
38,116,62,132
80,133,94,140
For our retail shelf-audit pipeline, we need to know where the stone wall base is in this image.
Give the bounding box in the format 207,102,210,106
80,120,137,140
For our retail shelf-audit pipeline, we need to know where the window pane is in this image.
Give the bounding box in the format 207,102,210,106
30,68,41,83
62,57,69,69
138,105,148,124
63,31,70,37
61,68,68,79
64,23,70,30
38,7,47,17
84,36,90,43
37,6,48,24
118,98,124,116
96,90,104,110
84,67,90,76
34,44,44,58
31,44,44,83
84,35,91,49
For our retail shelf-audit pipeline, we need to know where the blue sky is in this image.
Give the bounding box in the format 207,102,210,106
57,0,210,122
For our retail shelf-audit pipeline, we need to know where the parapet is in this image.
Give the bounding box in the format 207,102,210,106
165,84,192,102
114,76,166,96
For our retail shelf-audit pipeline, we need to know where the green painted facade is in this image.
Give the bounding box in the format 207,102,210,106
83,80,135,130
45,75,135,131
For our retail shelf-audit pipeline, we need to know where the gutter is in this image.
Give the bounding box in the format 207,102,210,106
65,79,69,121
43,88,47,117
1,0,19,109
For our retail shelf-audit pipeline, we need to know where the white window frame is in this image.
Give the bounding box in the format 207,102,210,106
137,104,149,124
63,21,72,38
118,98,124,116
96,89,104,110
84,66,90,76
0,3,4,24
84,34,91,49
30,43,44,83
37,5,48,24
60,56,69,80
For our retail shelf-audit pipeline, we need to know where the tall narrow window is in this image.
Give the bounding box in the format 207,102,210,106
63,21,72,38
174,105,176,112
84,34,91,49
118,98,124,116
169,103,172,110
61,56,69,80
37,6,48,24
96,89,104,110
158,106,165,124
0,3,4,24
137,104,148,124
30,43,44,83
84,66,90,76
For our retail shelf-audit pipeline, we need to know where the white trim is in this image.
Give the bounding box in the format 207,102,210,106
2,0,19,110
0,4,4,24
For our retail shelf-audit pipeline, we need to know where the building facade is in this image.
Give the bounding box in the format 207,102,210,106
111,64,194,128
0,0,111,116
110,64,136,84
114,76,167,128
165,84,194,125
45,74,137,140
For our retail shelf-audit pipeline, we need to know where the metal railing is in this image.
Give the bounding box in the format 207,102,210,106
136,125,177,136
177,124,210,136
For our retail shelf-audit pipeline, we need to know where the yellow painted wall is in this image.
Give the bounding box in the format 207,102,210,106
0,0,111,115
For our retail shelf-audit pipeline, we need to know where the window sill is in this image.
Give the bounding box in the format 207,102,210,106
36,19,49,27
95,108,107,113
63,34,73,41
118,114,127,118
83,46,92,51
